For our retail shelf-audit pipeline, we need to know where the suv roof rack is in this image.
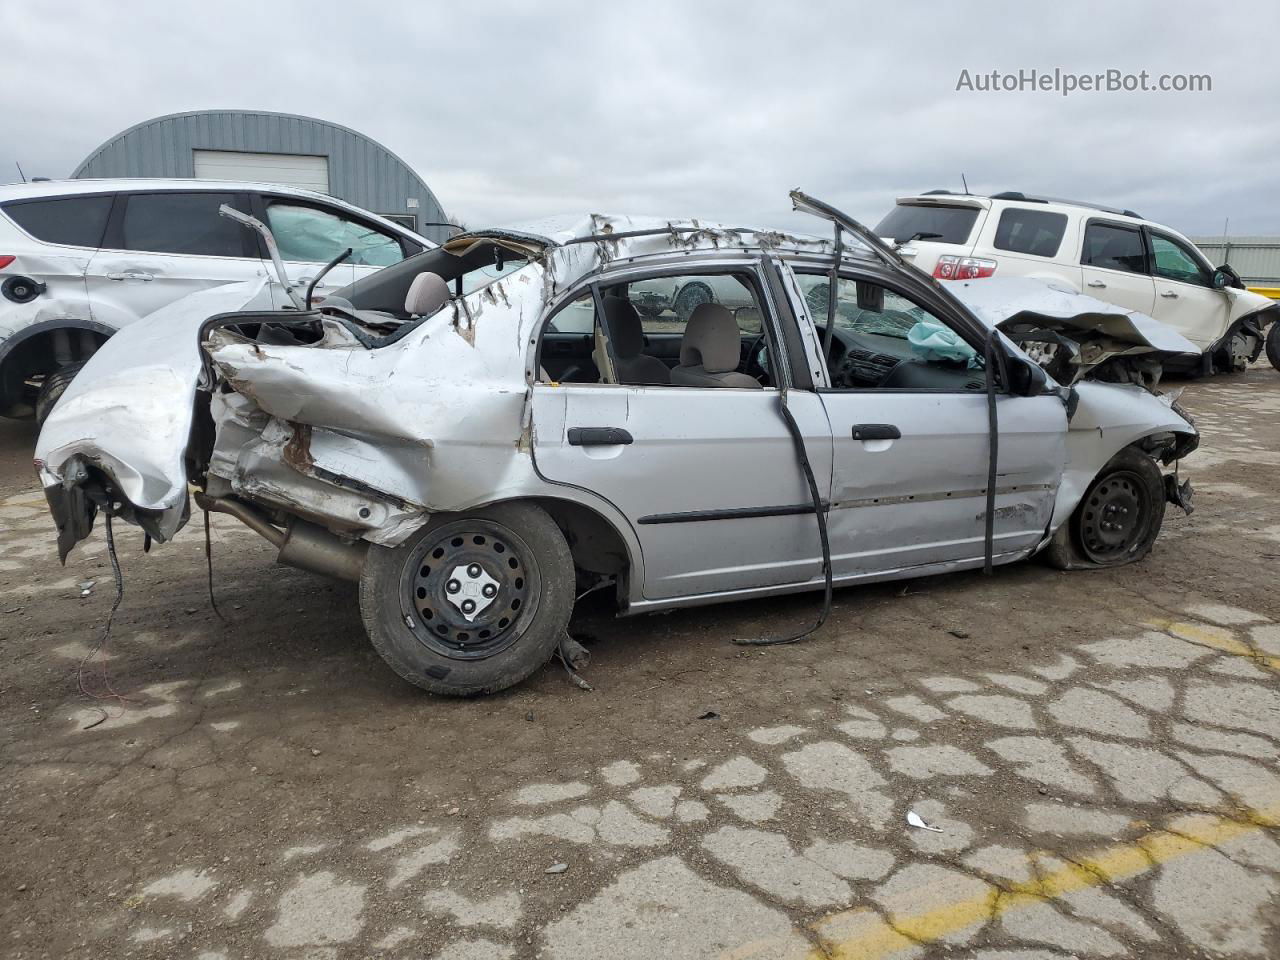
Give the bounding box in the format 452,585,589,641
988,191,1142,219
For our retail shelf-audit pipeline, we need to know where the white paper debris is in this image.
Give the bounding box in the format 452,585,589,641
906,810,943,832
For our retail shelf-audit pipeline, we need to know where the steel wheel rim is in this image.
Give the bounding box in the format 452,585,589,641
1079,470,1148,563
399,519,541,661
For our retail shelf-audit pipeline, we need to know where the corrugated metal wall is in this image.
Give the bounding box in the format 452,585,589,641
72,110,451,243
1190,236,1280,285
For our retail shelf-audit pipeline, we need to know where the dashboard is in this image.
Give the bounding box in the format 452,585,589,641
816,325,988,392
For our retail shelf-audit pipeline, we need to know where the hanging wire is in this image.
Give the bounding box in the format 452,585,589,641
203,507,228,623
76,512,135,725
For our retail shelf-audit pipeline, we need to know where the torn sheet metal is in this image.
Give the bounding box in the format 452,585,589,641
945,277,1197,384
34,279,270,543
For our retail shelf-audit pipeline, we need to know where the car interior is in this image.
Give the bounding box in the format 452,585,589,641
794,274,989,392
538,272,775,387
537,268,989,393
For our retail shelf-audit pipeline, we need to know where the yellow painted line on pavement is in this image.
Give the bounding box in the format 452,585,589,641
808,803,1280,960
1144,617,1280,673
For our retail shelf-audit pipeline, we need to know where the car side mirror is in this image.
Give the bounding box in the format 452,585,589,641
1212,265,1242,290
1007,353,1049,396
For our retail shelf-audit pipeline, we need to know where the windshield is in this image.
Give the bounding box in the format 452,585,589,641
875,203,980,245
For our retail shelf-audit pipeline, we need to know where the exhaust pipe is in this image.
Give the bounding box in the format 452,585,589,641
195,493,367,582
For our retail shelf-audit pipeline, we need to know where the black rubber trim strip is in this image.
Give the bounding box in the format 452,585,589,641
638,502,828,525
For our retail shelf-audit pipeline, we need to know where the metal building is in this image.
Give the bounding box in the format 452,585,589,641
1191,235,1280,299
72,110,451,242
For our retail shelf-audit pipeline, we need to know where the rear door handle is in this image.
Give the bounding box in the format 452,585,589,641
1160,290,1179,299
851,423,901,441
105,271,154,281
1086,280,1106,288
567,427,633,446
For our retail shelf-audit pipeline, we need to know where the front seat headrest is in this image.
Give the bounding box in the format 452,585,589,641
405,271,450,316
680,303,740,373
601,296,645,358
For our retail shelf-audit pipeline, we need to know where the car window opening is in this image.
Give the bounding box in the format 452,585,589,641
794,273,988,392
537,271,778,390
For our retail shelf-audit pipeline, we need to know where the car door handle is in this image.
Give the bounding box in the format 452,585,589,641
1086,280,1106,289
105,271,154,281
291,278,325,288
851,424,901,441
567,427,633,446
1160,291,1179,299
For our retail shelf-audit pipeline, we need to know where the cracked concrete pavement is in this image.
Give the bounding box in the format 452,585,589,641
2,366,1279,959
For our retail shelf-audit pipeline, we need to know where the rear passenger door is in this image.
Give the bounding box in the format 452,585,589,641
85,190,269,326
1078,220,1154,314
253,196,410,309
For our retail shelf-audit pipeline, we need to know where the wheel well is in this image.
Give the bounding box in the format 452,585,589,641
0,326,109,418
526,497,633,595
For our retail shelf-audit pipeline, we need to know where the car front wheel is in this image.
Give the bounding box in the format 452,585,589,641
1044,447,1166,569
1266,319,1280,372
359,502,575,696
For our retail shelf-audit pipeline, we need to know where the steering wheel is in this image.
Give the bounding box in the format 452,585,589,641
743,332,771,384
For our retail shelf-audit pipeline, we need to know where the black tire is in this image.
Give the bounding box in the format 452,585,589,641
359,502,575,696
1266,319,1280,372
34,361,87,427
1044,447,1166,570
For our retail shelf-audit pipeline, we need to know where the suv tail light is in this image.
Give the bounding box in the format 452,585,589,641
933,255,997,280
0,256,14,270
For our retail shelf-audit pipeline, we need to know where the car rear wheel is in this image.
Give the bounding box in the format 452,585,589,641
1266,320,1280,372
1044,447,1165,569
359,502,575,696
33,361,87,427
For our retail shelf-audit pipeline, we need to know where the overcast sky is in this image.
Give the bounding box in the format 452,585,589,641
6,0,1278,236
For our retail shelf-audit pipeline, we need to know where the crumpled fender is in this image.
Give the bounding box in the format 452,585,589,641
946,276,1198,354
1047,381,1197,533
34,279,270,548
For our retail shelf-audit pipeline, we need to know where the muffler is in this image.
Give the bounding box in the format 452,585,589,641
195,493,367,582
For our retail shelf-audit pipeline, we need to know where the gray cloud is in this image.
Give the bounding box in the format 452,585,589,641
5,0,1278,235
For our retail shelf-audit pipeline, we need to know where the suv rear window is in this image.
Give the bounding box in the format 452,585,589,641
119,192,247,257
2,195,113,247
993,208,1067,257
875,204,979,245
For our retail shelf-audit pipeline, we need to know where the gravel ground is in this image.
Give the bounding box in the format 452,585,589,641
2,366,1279,960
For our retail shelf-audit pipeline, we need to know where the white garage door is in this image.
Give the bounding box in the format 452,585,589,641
193,150,330,194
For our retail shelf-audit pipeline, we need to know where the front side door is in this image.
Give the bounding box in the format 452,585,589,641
85,190,268,326
1146,230,1230,351
254,196,410,308
1078,220,1155,314
530,262,834,601
788,267,1066,576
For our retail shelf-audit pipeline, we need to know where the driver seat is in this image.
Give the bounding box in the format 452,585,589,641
671,303,760,388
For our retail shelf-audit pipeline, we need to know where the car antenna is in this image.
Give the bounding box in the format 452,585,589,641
15,161,27,183
961,173,970,195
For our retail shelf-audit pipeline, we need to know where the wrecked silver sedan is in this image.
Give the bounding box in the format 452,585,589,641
35,192,1199,695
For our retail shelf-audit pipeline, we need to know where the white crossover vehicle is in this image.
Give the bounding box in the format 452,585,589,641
36,192,1199,697
876,191,1278,374
0,178,431,422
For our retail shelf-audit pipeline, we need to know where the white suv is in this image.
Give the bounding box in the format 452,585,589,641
0,179,431,421
876,191,1278,374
